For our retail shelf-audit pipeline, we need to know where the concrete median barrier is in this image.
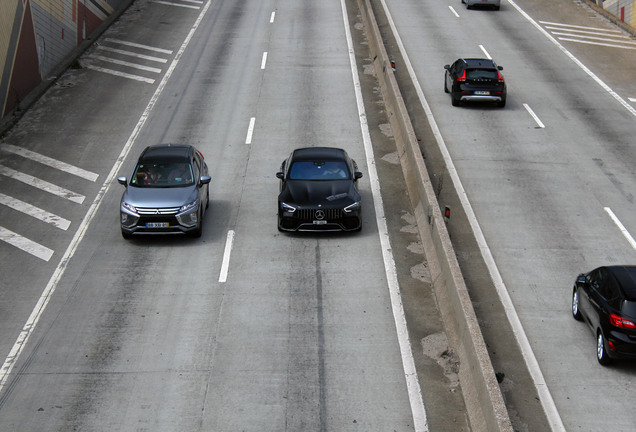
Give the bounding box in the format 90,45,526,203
356,0,513,430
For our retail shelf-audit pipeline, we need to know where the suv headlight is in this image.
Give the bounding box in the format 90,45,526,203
121,201,138,214
180,199,198,213
344,201,360,213
281,202,296,213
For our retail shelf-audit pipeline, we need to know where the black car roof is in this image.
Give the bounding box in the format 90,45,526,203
139,144,194,164
461,58,498,68
606,266,636,300
291,147,347,161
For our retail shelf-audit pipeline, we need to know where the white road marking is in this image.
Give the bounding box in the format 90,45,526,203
556,38,636,50
0,226,54,262
270,11,276,23
152,0,200,9
0,165,85,204
545,27,632,39
448,6,460,17
479,44,492,59
0,193,70,230
103,38,174,54
540,20,622,33
261,52,268,69
83,64,156,83
88,55,163,73
380,0,565,429
605,207,636,250
523,103,546,128
341,1,428,430
97,46,168,63
0,0,213,395
630,98,636,103
507,0,636,119
218,230,235,283
1,144,99,181
245,117,256,144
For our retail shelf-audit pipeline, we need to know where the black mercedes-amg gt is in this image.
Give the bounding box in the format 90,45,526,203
276,147,363,232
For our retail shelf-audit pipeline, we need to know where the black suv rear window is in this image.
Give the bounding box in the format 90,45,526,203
466,69,498,80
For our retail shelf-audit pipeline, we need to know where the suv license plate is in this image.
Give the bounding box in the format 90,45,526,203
146,222,169,228
474,91,490,95
313,220,327,225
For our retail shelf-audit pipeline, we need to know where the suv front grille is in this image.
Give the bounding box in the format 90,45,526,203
136,206,180,215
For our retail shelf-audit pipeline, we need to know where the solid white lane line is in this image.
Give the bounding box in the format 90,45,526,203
218,230,235,283
0,0,213,395
448,6,460,17
380,0,564,429
523,103,546,128
270,11,276,23
341,1,428,430
0,226,54,262
245,117,256,144
507,0,636,119
0,193,70,230
261,52,268,69
0,165,85,204
89,55,163,73
605,207,636,250
630,98,636,103
479,44,492,59
152,0,200,9
98,46,168,63
83,64,156,83
103,38,174,54
1,144,99,181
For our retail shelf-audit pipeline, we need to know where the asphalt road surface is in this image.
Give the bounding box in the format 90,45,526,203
0,0,464,431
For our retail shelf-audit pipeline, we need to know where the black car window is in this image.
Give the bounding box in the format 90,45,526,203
596,268,613,299
466,69,498,80
288,161,350,180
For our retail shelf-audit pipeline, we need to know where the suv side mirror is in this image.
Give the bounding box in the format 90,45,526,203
276,172,284,180
354,172,363,180
117,176,127,186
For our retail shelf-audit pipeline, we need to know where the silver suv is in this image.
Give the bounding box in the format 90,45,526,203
118,144,211,239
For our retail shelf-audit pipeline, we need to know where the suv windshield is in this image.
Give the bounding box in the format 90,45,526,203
288,161,350,180
130,162,194,187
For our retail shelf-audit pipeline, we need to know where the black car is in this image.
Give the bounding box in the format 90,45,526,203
118,144,211,239
276,147,363,232
572,265,636,365
444,58,506,107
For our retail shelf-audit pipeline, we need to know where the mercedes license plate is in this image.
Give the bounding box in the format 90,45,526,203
313,220,327,225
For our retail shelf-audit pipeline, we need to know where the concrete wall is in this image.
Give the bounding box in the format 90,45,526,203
0,0,133,128
356,0,514,430
591,0,636,32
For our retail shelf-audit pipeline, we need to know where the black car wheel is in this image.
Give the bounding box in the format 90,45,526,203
444,77,449,93
571,288,582,321
122,230,133,240
497,97,506,108
452,96,460,107
597,331,612,365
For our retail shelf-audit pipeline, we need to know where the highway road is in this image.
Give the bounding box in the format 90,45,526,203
0,0,468,431
378,0,636,430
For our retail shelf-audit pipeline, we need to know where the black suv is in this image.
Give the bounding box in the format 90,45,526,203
444,58,507,107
